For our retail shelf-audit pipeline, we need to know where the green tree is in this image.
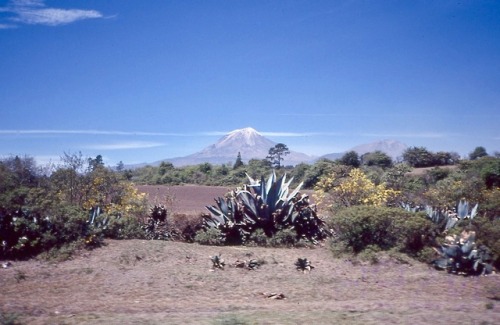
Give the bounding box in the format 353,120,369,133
433,151,460,166
266,143,290,169
233,152,244,169
402,147,435,168
361,151,393,168
339,151,360,167
116,161,125,172
302,158,337,188
88,154,104,171
469,146,488,160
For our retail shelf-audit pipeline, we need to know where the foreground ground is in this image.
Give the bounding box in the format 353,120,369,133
1,240,499,325
1,185,499,324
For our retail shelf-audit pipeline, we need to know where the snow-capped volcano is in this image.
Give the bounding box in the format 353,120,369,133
197,127,275,158
165,127,313,166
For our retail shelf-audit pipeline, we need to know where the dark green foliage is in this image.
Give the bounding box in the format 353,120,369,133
248,228,307,247
469,146,488,160
403,147,458,168
361,151,393,168
194,228,225,246
340,151,360,168
472,216,500,269
403,146,437,168
327,206,438,258
266,143,290,169
233,152,244,169
426,167,451,184
302,158,337,188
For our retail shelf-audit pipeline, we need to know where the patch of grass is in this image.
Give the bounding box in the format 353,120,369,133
14,270,27,283
0,310,21,325
212,313,253,325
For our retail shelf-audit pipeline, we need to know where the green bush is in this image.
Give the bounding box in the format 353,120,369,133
104,215,145,239
247,228,307,247
326,206,438,260
471,216,500,269
194,228,225,246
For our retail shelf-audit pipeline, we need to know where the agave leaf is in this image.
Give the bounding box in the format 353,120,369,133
442,245,461,258
238,191,259,220
461,241,474,255
470,203,478,219
457,199,468,220
288,182,303,201
445,217,458,231
432,257,450,270
245,173,258,186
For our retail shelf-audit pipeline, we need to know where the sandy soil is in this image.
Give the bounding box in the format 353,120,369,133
1,185,499,324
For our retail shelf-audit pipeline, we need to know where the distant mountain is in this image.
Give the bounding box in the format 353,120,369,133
164,127,313,167
320,140,408,161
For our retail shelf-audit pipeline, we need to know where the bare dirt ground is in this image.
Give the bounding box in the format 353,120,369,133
1,185,499,325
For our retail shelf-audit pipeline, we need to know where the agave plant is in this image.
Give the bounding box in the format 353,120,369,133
295,257,314,273
202,172,330,245
432,230,493,275
425,200,478,233
210,253,225,269
238,172,303,236
142,205,170,240
203,195,255,244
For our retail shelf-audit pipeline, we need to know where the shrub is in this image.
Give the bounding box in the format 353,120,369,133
471,216,500,269
247,228,306,247
194,228,225,246
104,215,145,239
326,206,438,260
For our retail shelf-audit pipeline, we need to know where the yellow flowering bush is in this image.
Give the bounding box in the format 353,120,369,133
314,168,400,210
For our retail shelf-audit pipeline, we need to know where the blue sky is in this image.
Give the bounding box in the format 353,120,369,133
1,0,499,166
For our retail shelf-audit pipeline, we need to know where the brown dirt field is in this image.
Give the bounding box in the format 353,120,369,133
1,185,499,324
137,185,233,216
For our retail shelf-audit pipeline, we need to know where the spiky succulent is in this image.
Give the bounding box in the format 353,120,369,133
202,172,330,245
210,253,225,269
432,230,493,275
425,199,478,233
295,258,314,273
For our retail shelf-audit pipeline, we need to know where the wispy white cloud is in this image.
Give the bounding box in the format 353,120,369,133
203,130,345,137
0,23,16,29
361,132,450,138
1,0,105,27
84,141,165,150
0,129,185,136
